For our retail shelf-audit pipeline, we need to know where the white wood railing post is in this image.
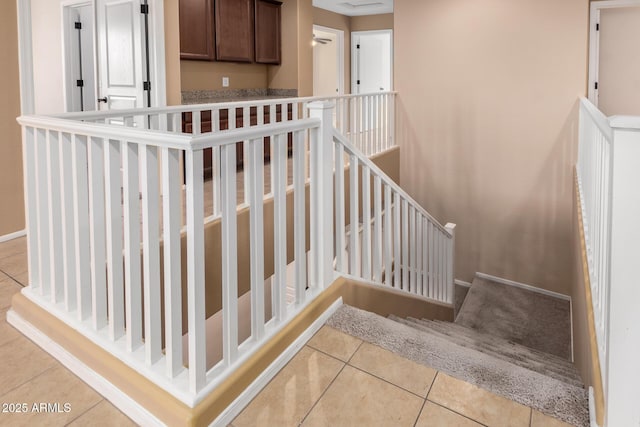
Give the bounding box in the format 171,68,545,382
308,101,335,289
604,119,640,427
445,223,456,305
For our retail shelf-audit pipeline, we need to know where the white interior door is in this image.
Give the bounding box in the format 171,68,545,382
313,26,344,96
597,6,640,116
96,0,146,111
352,30,392,95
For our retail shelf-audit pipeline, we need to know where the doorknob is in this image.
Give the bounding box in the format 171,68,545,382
97,96,108,103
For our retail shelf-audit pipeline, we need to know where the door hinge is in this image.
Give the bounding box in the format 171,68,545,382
74,21,82,30
140,4,149,14
143,81,151,91
596,23,599,31
356,44,360,49
357,80,360,85
76,79,84,87
595,82,598,90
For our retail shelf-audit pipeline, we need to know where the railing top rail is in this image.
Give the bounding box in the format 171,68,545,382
17,114,320,151
608,115,640,131
190,118,320,150
580,97,614,141
48,91,398,122
333,129,453,238
17,114,192,150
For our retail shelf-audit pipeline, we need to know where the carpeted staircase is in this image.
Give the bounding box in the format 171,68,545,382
326,276,589,426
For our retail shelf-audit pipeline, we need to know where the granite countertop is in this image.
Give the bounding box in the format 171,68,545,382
181,89,298,105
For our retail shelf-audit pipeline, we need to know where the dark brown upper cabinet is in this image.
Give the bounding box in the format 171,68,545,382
179,0,215,60
214,0,254,62
254,0,282,64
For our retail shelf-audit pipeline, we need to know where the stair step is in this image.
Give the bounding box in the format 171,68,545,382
330,305,588,427
390,316,583,388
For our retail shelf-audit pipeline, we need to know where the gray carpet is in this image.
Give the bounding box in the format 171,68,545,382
456,277,572,360
454,283,470,320
327,305,588,427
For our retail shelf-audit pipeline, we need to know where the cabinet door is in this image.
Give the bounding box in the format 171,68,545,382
215,0,254,62
255,0,281,64
179,0,215,60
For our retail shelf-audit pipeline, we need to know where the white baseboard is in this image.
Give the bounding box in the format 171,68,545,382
454,279,472,288
6,309,164,427
0,229,26,243
211,297,344,427
475,272,571,301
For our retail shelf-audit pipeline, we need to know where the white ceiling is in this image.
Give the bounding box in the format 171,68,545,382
313,0,393,17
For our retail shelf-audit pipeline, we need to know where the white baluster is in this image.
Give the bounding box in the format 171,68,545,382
361,166,372,280
36,129,50,297
162,147,183,377
383,184,392,286
334,143,346,273
273,133,288,320
372,176,382,283
104,139,124,340
401,198,409,290
445,223,456,304
185,148,206,393
47,131,64,303
221,143,238,364
416,212,423,295
393,192,401,288
88,136,107,330
294,131,307,304
349,155,359,277
23,127,40,292
122,140,142,351
140,145,162,363
248,138,265,340
59,132,76,310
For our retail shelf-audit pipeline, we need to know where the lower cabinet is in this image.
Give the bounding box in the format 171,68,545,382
182,105,293,179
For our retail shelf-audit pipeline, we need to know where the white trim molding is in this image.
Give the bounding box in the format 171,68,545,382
0,229,26,244
16,0,35,115
454,279,472,288
206,298,343,427
475,272,571,301
7,308,165,427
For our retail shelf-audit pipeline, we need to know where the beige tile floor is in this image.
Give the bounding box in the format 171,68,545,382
1,237,572,427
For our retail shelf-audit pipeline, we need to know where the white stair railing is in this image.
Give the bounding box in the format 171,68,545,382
15,95,451,412
333,130,456,304
577,97,640,427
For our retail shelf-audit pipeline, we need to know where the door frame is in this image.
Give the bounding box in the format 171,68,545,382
588,0,640,106
312,24,345,96
61,0,97,112
16,0,167,114
351,29,393,95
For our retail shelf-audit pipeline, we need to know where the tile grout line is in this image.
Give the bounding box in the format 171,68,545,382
426,398,490,427
0,364,58,401
298,340,364,425
346,363,428,401
63,398,104,426
529,405,533,427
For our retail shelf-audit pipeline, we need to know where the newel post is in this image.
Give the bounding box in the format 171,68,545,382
445,223,456,305
604,118,640,427
308,101,335,289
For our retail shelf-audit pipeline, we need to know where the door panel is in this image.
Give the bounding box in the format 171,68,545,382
598,7,640,116
97,0,145,110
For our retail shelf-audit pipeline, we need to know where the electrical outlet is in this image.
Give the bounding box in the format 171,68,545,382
222,77,229,87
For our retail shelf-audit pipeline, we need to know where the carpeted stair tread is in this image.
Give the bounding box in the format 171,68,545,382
456,277,572,360
392,316,583,387
408,316,578,374
431,319,577,370
330,305,588,427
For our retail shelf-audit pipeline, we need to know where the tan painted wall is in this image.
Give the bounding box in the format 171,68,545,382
395,0,588,294
164,0,182,105
180,61,268,91
267,0,299,90
597,6,640,116
0,0,25,236
297,0,314,96
312,7,351,95
350,13,393,31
